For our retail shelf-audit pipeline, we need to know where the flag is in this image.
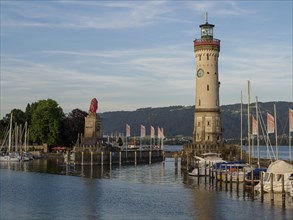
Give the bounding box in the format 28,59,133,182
140,125,146,138
126,124,130,137
252,116,258,135
150,126,155,138
267,113,275,134
158,127,162,139
158,127,165,139
289,109,293,132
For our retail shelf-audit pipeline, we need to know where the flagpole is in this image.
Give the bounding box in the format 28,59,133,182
289,132,292,162
289,109,292,162
274,104,278,160
126,134,128,159
289,117,291,162
266,114,269,160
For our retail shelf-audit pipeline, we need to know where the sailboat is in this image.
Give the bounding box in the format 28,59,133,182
0,113,21,162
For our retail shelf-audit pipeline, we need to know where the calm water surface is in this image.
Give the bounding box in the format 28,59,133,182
1,158,292,220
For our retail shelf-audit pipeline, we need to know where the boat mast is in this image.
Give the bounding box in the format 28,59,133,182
240,91,243,160
256,96,260,168
247,80,251,165
8,113,13,153
274,103,278,160
24,122,27,151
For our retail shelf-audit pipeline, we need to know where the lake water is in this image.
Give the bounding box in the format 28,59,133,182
242,145,292,161
165,145,292,161
1,157,292,220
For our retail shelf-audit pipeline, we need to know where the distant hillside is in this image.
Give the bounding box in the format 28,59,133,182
100,101,293,140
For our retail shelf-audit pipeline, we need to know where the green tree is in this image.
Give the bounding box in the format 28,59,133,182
30,99,64,146
2,109,26,125
0,109,26,141
60,108,88,146
118,137,123,146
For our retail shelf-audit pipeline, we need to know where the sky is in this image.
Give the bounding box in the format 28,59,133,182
1,0,292,118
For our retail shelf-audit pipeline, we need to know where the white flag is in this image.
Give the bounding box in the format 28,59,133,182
150,126,155,138
252,116,258,135
140,125,146,138
126,124,130,137
267,113,275,134
289,109,293,132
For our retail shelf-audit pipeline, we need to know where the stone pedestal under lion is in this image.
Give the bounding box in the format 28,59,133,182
83,98,102,146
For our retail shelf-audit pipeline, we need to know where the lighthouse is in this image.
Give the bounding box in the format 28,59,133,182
193,13,222,152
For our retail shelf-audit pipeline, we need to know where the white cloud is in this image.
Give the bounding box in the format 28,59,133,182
2,1,174,29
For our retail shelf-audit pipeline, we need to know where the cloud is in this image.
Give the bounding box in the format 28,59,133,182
2,1,174,29
1,43,195,116
2,1,251,30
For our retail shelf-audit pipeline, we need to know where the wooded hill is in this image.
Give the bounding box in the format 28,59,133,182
100,101,293,141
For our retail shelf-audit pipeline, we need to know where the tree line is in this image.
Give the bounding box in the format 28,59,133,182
1,99,292,147
0,99,88,147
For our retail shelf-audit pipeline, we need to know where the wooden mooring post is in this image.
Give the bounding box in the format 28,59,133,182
81,151,84,166
229,169,233,191
270,173,274,202
119,151,122,165
260,171,264,202
149,151,152,165
251,169,254,200
174,154,178,168
281,174,286,207
197,159,200,177
204,161,207,176
101,151,104,166
225,165,228,191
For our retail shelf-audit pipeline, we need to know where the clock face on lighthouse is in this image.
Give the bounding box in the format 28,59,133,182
197,69,204,77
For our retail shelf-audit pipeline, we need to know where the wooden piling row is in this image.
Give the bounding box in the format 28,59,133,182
191,166,287,205
72,149,164,165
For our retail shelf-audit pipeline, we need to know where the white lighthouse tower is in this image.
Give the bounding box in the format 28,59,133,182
193,13,222,152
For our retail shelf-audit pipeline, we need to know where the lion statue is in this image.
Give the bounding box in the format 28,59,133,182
89,98,98,116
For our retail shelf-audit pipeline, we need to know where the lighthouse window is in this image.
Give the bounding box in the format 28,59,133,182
207,85,209,91
207,54,209,60
199,55,201,61
199,99,201,106
207,121,210,126
198,122,200,127
207,72,210,74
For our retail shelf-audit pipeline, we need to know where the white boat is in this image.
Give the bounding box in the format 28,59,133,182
189,153,226,176
21,151,34,161
216,162,253,182
0,152,21,162
254,160,293,193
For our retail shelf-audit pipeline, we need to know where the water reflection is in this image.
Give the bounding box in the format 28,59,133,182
1,158,292,220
